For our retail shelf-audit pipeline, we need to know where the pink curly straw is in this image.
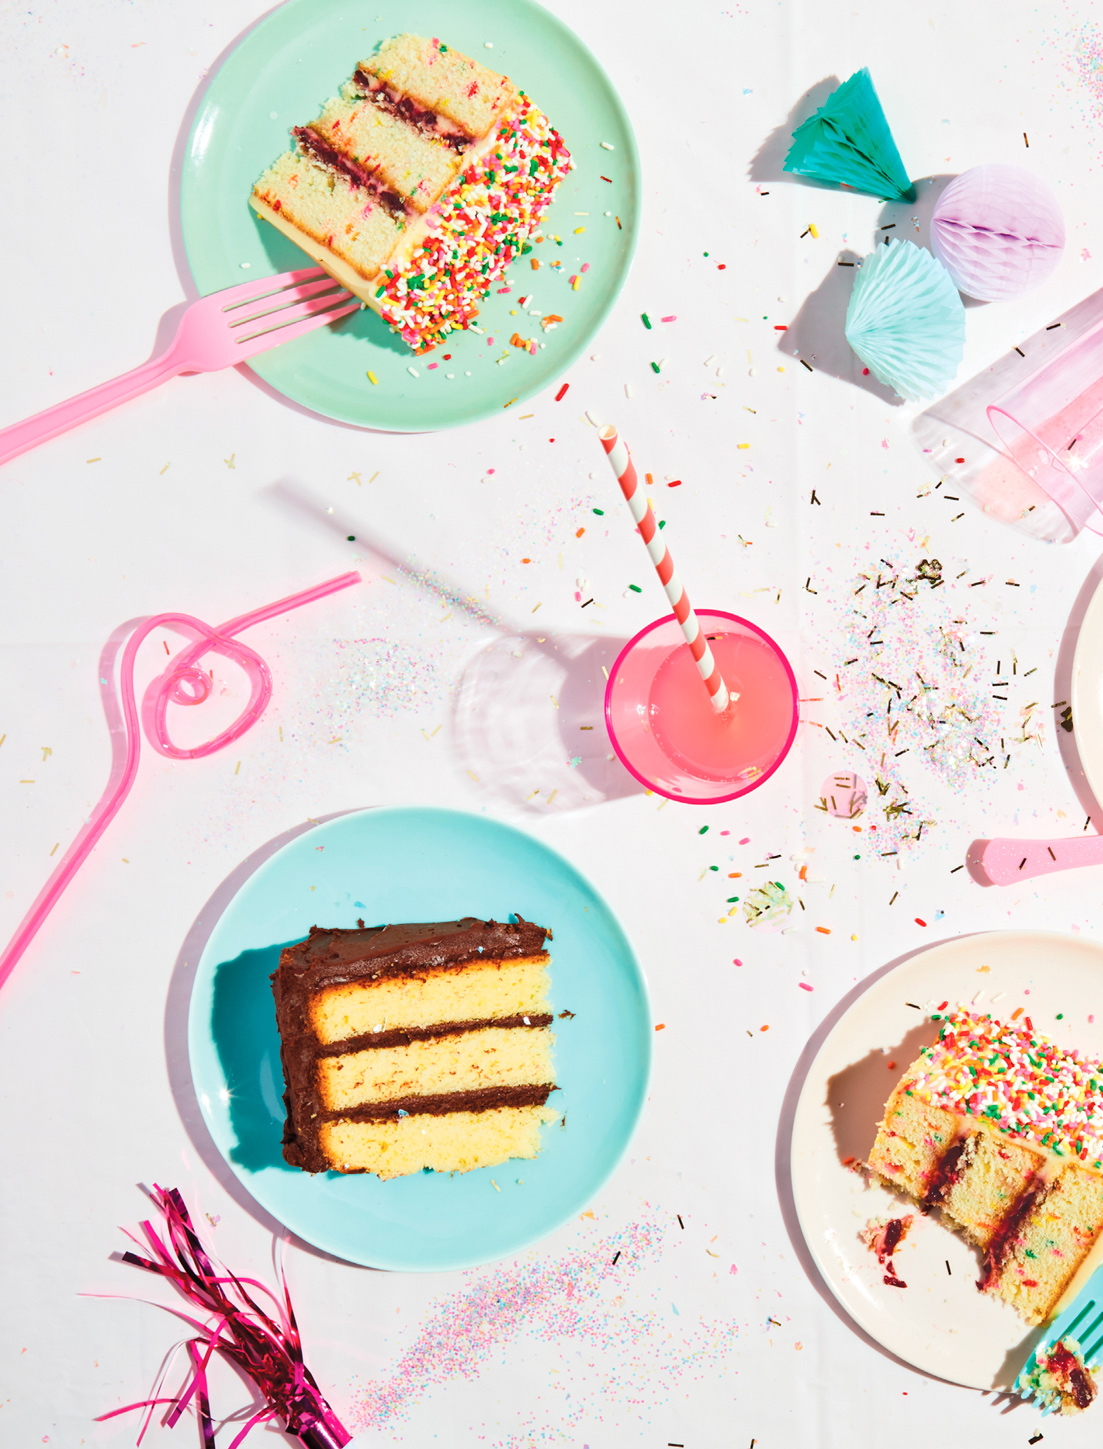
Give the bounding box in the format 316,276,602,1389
0,571,360,995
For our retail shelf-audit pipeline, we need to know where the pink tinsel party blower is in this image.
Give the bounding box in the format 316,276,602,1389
97,1186,351,1449
930,164,1065,302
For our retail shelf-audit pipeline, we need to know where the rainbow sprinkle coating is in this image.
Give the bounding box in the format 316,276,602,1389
376,95,571,353
911,1009,1103,1170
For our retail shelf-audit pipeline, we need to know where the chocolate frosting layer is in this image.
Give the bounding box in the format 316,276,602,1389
271,917,551,1174
316,1012,553,1056
323,1081,556,1124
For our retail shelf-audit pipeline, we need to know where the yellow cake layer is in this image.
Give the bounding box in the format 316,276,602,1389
868,1084,960,1199
942,1129,1041,1249
316,1024,555,1111
995,1165,1103,1325
359,34,515,140
309,954,550,1045
319,1103,558,1179
251,150,403,281
311,93,462,212
871,1073,1103,1324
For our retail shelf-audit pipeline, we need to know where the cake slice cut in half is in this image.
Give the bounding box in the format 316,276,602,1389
250,34,571,353
271,916,558,1180
869,1008,1103,1327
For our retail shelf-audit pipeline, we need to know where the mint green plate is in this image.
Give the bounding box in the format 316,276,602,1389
180,0,640,431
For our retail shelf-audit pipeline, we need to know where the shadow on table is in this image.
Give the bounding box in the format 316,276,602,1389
747,76,842,184
825,1021,935,1167
772,932,1034,1405
265,481,648,813
210,941,296,1173
451,630,643,813
779,254,900,403
874,175,956,260
164,809,367,1261
1052,551,1103,821
967,548,1103,880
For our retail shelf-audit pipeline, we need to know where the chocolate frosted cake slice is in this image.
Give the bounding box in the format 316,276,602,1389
271,916,557,1179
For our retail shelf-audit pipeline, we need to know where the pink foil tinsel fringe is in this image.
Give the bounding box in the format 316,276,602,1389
95,1185,350,1449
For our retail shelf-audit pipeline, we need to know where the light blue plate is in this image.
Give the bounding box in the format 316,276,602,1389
180,0,640,431
187,808,650,1270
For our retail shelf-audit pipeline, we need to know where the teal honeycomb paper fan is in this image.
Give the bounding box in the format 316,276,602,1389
784,69,916,202
845,240,964,401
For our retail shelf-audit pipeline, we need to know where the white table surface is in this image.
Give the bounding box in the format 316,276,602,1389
5,0,1103,1443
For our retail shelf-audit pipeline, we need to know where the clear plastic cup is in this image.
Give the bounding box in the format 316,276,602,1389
604,610,799,804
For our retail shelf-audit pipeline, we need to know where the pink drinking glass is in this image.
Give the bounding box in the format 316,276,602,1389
604,610,799,804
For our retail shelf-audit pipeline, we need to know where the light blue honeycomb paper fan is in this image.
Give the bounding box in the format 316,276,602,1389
845,240,965,401
784,69,916,202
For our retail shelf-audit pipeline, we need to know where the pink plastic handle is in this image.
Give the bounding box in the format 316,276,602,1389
0,571,361,994
0,353,182,468
971,833,1103,885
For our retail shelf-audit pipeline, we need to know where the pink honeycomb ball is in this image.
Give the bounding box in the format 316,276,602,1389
930,164,1064,302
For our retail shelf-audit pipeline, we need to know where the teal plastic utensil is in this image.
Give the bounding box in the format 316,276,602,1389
1014,1264,1103,1415
784,68,916,203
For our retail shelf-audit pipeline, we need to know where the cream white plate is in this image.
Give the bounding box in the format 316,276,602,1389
790,930,1103,1389
1072,574,1103,811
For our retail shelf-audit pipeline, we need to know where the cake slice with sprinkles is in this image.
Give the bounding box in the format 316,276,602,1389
250,34,571,354
271,916,558,1180
869,1008,1103,1326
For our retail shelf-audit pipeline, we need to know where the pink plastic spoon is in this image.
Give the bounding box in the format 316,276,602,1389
970,834,1103,884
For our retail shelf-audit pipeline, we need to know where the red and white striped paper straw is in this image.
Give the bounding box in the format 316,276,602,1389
599,424,731,713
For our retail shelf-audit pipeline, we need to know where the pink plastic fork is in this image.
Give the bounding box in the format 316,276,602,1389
0,267,358,468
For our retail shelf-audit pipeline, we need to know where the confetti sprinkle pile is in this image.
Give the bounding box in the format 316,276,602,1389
828,560,1042,852
330,637,440,719
1065,24,1103,133
915,1009,1103,1168
377,97,571,352
352,1210,739,1440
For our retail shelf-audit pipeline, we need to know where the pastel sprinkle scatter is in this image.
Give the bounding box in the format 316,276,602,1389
350,1210,739,1436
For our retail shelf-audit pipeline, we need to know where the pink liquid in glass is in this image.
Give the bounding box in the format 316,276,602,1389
649,631,795,784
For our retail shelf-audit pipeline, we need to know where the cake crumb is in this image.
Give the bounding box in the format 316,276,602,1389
860,1215,913,1288
1022,1340,1097,1414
